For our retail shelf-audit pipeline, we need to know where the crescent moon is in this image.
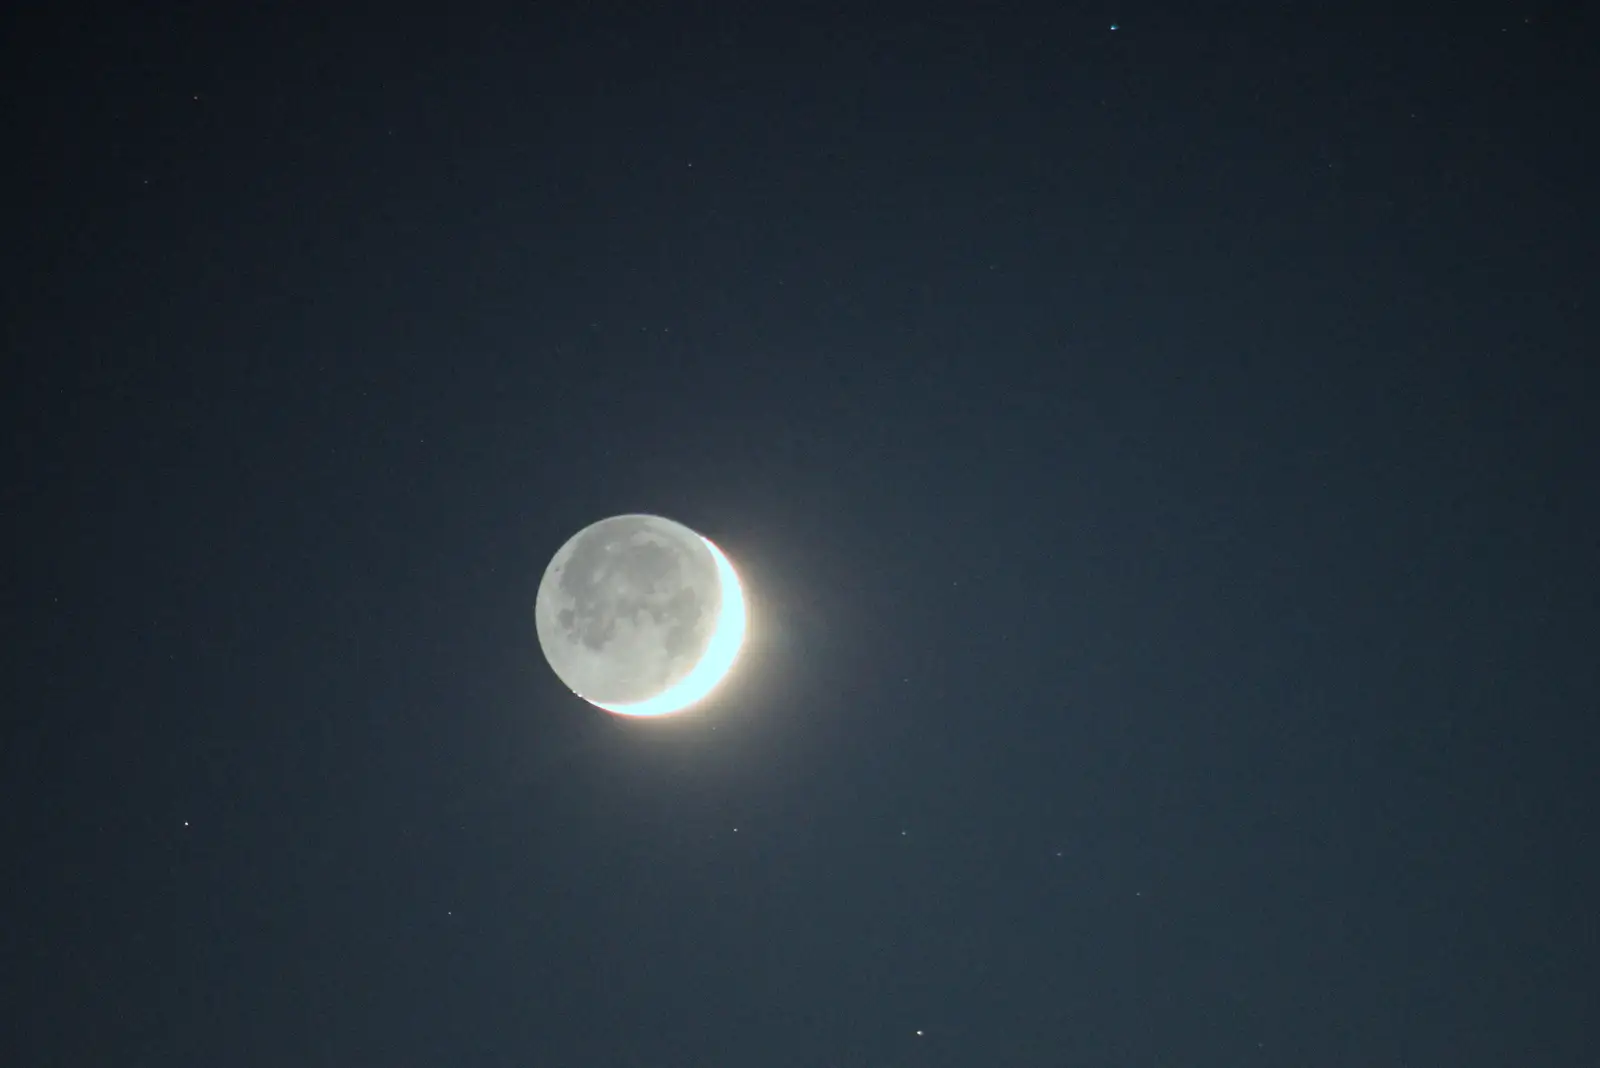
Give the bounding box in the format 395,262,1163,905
593,534,747,717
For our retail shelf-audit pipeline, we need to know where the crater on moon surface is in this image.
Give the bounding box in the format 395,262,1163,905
536,514,722,706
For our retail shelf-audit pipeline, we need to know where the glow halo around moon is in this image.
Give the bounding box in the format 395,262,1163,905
596,535,746,717
535,515,747,718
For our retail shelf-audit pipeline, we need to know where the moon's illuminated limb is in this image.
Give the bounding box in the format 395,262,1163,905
594,535,746,717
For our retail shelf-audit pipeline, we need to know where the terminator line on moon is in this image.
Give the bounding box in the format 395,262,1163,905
535,514,747,716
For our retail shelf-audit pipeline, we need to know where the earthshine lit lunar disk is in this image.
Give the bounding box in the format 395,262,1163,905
534,514,747,717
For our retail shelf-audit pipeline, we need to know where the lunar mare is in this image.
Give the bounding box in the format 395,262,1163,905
535,514,745,716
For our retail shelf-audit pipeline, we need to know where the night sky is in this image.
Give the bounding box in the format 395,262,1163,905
7,5,1596,1065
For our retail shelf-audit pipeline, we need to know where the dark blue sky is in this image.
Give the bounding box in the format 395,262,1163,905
7,4,1595,1065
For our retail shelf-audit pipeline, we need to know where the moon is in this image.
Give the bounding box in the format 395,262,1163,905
535,514,747,717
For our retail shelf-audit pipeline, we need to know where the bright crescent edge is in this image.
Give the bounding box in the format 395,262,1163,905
592,535,746,717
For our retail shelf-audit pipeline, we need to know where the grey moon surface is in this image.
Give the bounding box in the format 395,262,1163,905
535,514,723,706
